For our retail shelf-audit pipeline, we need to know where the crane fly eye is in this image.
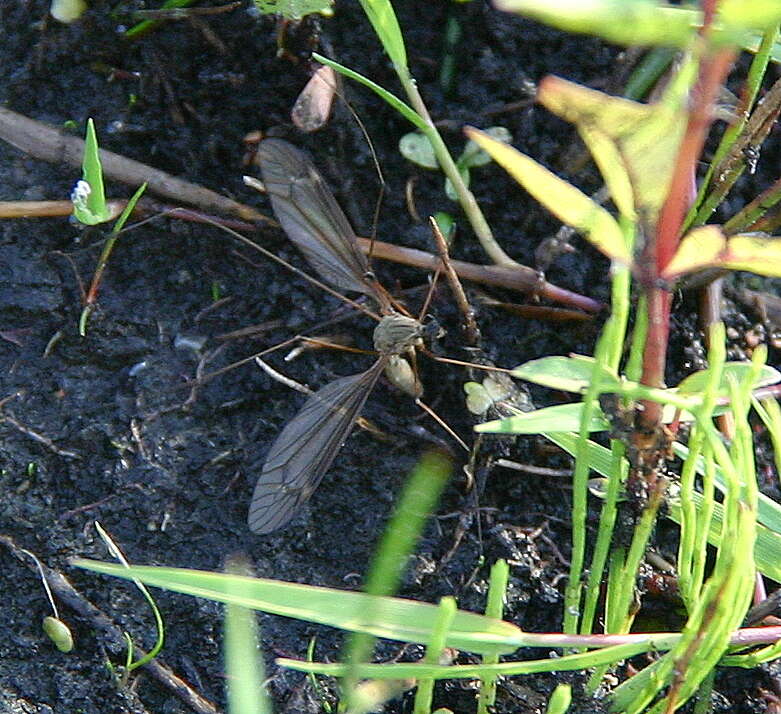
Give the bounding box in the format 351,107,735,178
420,315,445,341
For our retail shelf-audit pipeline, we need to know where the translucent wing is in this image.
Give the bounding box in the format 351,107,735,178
248,360,385,534
259,138,374,297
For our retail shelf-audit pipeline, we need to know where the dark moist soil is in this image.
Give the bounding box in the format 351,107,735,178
1,2,779,713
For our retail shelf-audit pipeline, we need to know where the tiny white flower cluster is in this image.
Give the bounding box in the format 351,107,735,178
70,180,91,212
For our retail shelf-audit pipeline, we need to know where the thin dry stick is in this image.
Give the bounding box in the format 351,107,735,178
0,107,267,223
0,535,220,714
429,216,480,346
0,411,81,459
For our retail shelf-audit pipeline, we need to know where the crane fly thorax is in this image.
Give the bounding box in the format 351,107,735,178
372,313,424,355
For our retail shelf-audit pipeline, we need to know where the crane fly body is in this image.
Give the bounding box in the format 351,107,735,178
248,139,430,534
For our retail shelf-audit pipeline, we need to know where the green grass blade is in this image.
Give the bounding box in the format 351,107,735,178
412,597,456,714
356,0,407,72
342,451,452,702
477,559,509,714
73,561,521,656
224,557,270,714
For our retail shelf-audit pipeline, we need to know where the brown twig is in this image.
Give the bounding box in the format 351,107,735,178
356,237,602,313
429,216,481,345
0,108,601,313
0,107,268,223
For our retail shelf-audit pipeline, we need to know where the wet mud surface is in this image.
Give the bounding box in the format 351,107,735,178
1,2,779,712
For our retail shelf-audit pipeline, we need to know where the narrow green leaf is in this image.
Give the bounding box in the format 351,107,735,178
113,182,147,234
677,361,780,396
224,558,270,714
663,228,781,279
475,402,610,434
357,0,407,71
312,53,426,131
511,355,620,393
73,561,523,656
546,684,572,714
253,0,333,20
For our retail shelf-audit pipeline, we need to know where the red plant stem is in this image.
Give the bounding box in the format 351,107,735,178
638,40,735,430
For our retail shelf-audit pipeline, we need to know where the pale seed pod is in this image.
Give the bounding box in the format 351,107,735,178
42,615,74,653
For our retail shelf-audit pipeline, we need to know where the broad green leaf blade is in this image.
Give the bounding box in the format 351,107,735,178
357,0,407,71
253,0,333,20
73,118,111,226
464,127,629,263
663,228,781,279
73,561,522,656
511,356,620,393
494,0,699,47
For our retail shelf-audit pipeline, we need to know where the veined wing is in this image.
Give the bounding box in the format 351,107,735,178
259,138,375,297
248,360,385,534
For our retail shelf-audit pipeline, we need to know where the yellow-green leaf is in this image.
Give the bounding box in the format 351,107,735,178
720,0,781,30
73,561,522,656
718,233,781,276
465,127,629,263
662,228,781,279
537,75,689,223
660,225,726,279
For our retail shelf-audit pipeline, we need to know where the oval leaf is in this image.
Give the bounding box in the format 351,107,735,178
399,131,438,169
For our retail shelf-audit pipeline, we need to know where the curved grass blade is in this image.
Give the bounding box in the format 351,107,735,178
258,138,376,297
248,360,386,534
